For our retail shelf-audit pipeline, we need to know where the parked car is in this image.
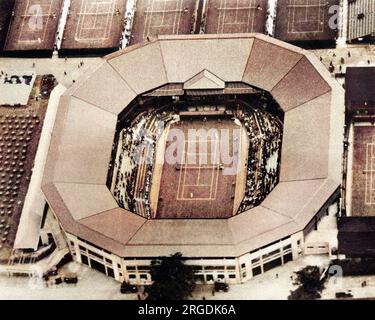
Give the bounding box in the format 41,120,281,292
214,281,229,292
64,274,78,284
335,291,353,299
120,282,138,294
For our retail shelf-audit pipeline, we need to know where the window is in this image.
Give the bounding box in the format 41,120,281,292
226,265,236,270
81,254,89,266
228,274,236,279
283,244,292,251
79,245,87,252
129,274,136,279
88,250,103,260
194,274,205,282
242,271,247,278
263,258,282,272
105,258,112,264
217,274,225,280
138,266,151,271
117,264,121,269
206,274,214,282
126,266,136,271
251,257,260,264
77,237,111,254
205,266,225,270
107,268,115,278
262,249,280,259
241,263,246,269
140,274,148,280
283,253,293,264
90,259,106,275
252,266,262,276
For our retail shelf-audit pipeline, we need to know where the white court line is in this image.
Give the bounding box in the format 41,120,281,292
176,0,183,34
18,0,54,43
19,0,35,42
248,0,254,32
365,143,375,205
159,0,167,28
77,0,86,40
220,0,226,33
288,0,326,34
217,0,258,33
143,0,183,38
75,0,115,41
177,138,220,201
143,0,154,40
176,139,185,200
172,0,181,34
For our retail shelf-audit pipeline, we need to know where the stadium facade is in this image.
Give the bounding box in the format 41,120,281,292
42,34,345,284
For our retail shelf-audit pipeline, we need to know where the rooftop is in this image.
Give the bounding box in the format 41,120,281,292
42,33,345,258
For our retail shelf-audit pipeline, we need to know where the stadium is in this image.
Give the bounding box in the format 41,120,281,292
41,33,344,285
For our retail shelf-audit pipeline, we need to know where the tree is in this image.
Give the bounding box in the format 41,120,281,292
145,252,196,300
288,265,325,300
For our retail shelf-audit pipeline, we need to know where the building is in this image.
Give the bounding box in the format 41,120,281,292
339,67,375,257
41,34,345,285
338,217,375,257
347,0,375,43
345,67,375,115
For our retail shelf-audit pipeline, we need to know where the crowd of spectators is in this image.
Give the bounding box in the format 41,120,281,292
236,106,283,213
111,100,282,218
112,108,177,218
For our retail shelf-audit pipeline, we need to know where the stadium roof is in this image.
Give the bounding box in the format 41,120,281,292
42,34,345,258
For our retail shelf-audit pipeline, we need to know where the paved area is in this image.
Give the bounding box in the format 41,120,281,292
0,55,102,89
192,255,331,300
312,45,375,82
322,275,375,300
0,262,131,300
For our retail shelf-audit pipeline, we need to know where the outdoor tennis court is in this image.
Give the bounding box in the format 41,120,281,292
4,0,63,51
130,0,196,44
204,0,267,34
61,0,127,50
